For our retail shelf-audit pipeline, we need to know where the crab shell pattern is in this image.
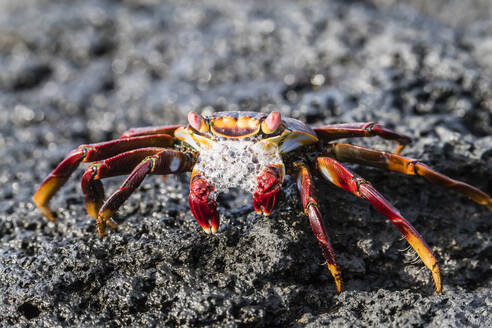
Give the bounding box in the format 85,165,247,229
33,111,492,294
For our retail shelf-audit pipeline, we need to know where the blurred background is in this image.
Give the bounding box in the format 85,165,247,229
1,0,492,143
0,0,491,327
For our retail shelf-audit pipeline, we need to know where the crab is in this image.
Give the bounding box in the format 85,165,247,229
33,111,492,294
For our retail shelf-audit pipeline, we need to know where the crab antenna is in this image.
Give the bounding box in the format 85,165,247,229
188,112,209,132
261,112,282,134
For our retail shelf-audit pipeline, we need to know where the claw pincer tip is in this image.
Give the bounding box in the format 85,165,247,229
189,174,220,234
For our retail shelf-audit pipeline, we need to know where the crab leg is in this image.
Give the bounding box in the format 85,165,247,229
189,170,220,234
96,149,195,237
81,148,164,219
314,122,412,154
253,163,285,216
316,157,441,294
294,161,342,293
325,143,492,210
33,134,174,221
120,125,182,138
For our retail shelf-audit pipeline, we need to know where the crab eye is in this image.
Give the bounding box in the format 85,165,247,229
261,112,282,134
188,112,209,133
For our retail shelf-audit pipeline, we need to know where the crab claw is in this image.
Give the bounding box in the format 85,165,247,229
189,174,219,234
253,164,285,215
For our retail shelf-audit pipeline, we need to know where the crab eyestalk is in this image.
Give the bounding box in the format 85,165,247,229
188,112,209,133
261,111,282,134
189,171,220,234
253,163,285,215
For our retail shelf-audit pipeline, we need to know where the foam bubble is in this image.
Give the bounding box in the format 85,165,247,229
194,138,282,195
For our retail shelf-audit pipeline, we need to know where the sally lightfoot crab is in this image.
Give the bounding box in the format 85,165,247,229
33,111,492,294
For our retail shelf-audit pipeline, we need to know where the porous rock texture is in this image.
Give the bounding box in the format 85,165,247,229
1,0,491,327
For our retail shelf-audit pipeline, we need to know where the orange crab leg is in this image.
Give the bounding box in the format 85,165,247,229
33,134,174,221
120,125,182,138
316,157,441,294
96,149,195,237
314,122,412,154
325,143,492,211
253,163,285,216
189,170,220,234
81,148,165,219
294,161,342,293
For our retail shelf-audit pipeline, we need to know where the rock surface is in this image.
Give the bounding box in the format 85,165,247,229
0,0,491,327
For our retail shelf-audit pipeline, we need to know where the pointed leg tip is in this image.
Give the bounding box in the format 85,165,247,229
32,194,56,221
36,204,57,222
432,268,442,295
44,211,57,222
327,264,343,294
97,223,106,238
97,209,115,237
335,280,343,294
106,218,119,229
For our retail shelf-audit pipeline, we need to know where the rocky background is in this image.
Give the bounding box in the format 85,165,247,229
1,0,491,327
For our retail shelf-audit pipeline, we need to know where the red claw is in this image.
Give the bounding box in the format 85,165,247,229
253,165,284,215
189,174,220,234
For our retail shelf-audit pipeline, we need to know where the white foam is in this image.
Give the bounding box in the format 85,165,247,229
194,138,282,195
